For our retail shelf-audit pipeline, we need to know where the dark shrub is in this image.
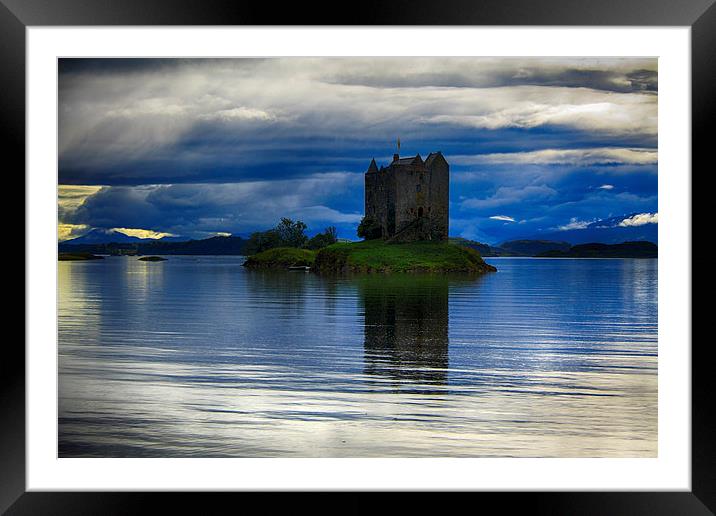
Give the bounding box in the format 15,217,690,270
305,226,338,250
357,216,382,240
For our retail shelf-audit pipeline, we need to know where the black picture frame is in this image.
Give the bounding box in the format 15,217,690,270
5,0,711,513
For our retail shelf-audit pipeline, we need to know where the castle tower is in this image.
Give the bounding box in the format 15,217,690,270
363,151,449,242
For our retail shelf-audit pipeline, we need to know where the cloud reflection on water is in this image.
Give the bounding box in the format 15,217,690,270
58,256,657,457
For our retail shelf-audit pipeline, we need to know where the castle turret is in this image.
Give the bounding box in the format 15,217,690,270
364,151,449,242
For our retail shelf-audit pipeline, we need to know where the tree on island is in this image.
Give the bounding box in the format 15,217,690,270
245,218,337,254
357,216,381,240
245,228,281,255
275,217,308,248
306,226,338,250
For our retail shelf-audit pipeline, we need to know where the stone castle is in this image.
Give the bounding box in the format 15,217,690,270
364,151,449,242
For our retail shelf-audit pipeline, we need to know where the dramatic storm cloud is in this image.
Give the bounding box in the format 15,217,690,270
58,57,657,243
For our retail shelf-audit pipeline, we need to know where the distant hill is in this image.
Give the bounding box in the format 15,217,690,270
452,236,657,258
449,237,502,256
63,228,146,245
451,237,571,257
498,240,571,256
59,234,657,259
522,213,658,245
538,241,657,258
59,235,248,256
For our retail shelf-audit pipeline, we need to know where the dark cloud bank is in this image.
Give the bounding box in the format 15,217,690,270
58,57,658,242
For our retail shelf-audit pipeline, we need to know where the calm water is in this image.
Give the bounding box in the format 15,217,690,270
58,256,657,457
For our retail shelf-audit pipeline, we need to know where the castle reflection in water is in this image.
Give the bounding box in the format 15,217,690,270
357,275,453,390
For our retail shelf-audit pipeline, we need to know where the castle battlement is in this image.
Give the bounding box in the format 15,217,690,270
364,151,449,242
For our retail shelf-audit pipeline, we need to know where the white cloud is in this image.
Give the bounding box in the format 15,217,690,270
321,57,656,90
416,88,656,135
556,218,593,231
59,58,658,170
452,148,657,166
489,215,516,222
198,106,277,122
598,184,615,190
105,98,189,118
619,212,658,227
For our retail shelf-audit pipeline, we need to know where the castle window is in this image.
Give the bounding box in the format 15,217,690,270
418,207,424,217
416,184,421,192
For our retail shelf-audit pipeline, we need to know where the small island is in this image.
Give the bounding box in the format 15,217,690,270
138,256,167,261
242,152,496,275
242,240,496,274
58,252,104,261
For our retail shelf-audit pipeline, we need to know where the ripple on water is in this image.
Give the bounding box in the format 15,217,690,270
58,256,657,457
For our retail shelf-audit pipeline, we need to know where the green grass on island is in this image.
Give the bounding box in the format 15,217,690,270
242,247,317,269
316,240,497,274
243,241,497,274
58,252,104,261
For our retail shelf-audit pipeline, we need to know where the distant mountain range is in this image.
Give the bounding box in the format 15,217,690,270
521,213,658,245
539,241,657,258
498,239,571,256
59,235,248,255
450,237,656,258
63,228,147,245
60,216,658,259
63,228,187,245
450,238,570,257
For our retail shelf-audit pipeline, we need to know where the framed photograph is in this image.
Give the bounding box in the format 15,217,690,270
8,0,710,512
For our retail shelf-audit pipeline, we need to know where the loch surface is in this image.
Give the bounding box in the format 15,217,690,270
58,256,657,457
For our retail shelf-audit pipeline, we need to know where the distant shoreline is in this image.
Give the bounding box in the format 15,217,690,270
59,235,657,260
487,256,658,260
64,254,656,260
